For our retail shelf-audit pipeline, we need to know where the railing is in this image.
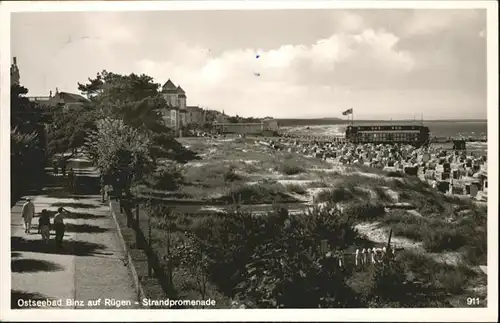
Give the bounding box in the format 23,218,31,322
119,199,174,299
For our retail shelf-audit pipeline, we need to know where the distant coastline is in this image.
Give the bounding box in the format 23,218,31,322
277,118,487,127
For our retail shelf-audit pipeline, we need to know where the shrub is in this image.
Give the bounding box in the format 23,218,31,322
386,171,404,178
372,186,394,202
434,269,468,294
224,166,242,182
344,202,386,222
422,228,467,252
285,183,307,195
179,204,361,306
316,187,354,203
277,159,305,175
184,163,243,188
397,184,446,216
463,243,487,266
232,206,361,307
145,163,183,191
220,182,294,204
397,251,477,295
301,204,359,249
383,211,426,241
368,260,408,302
308,181,329,188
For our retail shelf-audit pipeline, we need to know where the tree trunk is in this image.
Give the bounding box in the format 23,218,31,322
167,231,173,289
148,217,152,277
135,204,141,249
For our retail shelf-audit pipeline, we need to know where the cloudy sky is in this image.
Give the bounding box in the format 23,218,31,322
11,9,487,119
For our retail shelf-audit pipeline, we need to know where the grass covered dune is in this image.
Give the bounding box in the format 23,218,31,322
126,135,486,308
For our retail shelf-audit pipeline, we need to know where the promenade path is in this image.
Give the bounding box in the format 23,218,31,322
11,165,141,309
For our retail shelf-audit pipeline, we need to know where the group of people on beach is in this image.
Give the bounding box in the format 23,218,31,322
21,198,69,248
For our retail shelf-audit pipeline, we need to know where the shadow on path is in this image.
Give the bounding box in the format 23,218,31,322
64,212,107,220
41,175,101,197
11,236,106,256
72,175,101,195
11,252,22,259
51,202,99,209
11,259,65,273
64,223,110,234
43,190,87,200
11,290,53,309
34,210,106,220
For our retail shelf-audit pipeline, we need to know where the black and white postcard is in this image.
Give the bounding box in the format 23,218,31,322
1,1,498,322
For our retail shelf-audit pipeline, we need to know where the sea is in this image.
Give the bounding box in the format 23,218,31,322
282,120,487,139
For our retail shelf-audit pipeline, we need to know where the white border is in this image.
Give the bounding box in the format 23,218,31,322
1,1,498,322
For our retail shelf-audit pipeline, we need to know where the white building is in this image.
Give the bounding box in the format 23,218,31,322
160,79,188,134
185,106,206,125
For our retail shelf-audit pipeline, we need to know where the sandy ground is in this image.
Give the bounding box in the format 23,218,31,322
355,222,425,252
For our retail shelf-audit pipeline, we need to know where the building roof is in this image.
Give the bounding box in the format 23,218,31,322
162,79,178,93
28,96,51,103
58,92,89,103
177,86,186,98
48,92,89,105
47,92,89,106
186,106,201,111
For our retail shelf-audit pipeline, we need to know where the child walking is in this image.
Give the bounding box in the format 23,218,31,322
38,209,51,244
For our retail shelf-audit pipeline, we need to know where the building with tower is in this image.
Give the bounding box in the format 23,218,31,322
159,78,226,135
11,57,20,86
160,79,193,135
161,79,182,132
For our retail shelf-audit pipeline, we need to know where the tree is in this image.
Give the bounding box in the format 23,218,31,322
77,71,105,99
11,84,50,134
10,84,48,202
82,70,201,161
78,70,168,133
85,118,155,198
46,105,98,160
173,233,211,304
78,70,194,163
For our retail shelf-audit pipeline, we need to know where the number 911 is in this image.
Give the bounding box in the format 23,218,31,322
467,297,480,306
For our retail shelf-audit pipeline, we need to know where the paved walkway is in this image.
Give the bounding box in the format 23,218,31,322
11,167,141,309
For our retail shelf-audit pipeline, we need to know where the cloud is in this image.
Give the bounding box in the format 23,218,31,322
135,27,416,117
402,9,482,36
11,9,487,119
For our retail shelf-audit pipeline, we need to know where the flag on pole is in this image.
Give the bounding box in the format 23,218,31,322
342,108,353,116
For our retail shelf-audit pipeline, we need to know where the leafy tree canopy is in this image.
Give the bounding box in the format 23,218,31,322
78,70,169,133
10,84,48,202
46,105,98,159
11,84,50,135
85,118,155,197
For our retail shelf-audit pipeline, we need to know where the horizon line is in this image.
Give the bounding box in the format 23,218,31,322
274,118,488,121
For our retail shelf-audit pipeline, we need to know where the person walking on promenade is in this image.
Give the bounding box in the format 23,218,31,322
68,168,75,191
53,207,68,248
38,209,51,245
21,198,35,234
60,158,67,177
52,160,59,176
